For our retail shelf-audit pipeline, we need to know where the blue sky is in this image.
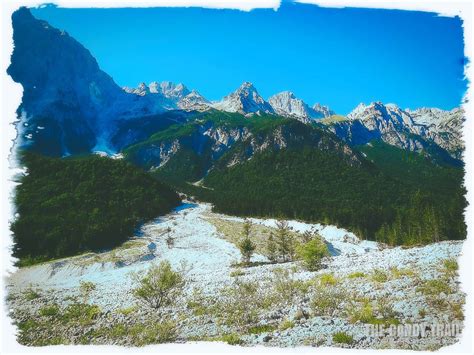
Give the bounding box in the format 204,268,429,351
31,2,466,114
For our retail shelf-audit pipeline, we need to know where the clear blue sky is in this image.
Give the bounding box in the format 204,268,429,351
31,2,466,114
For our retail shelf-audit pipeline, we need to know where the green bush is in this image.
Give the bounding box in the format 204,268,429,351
417,279,453,296
39,304,60,317
133,261,185,309
332,331,354,345
296,238,329,271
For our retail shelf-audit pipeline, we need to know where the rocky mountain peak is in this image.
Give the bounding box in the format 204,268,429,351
212,82,274,115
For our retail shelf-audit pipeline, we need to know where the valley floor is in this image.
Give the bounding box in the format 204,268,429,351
6,202,465,349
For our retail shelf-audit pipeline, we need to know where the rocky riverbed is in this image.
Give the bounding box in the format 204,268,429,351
5,202,466,349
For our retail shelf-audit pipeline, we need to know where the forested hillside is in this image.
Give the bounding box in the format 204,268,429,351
12,153,180,265
167,141,466,245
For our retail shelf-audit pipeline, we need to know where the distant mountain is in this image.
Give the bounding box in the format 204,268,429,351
408,107,464,159
324,102,463,161
7,8,463,163
123,81,211,112
124,112,364,181
212,82,274,115
268,91,333,123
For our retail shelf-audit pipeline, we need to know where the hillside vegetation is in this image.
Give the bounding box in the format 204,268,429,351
168,141,466,245
12,153,180,265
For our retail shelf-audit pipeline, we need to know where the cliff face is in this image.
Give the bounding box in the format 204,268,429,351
7,8,166,155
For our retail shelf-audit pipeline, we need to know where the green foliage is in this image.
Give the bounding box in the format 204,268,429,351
266,232,278,262
442,259,459,277
200,141,465,246
273,267,310,303
318,273,339,286
371,269,389,283
348,272,366,279
12,152,180,264
117,306,138,316
274,221,296,262
296,238,329,271
247,324,276,334
62,303,101,325
39,304,60,317
238,220,256,265
311,287,347,316
79,281,96,302
332,331,354,345
279,319,295,330
347,300,375,323
230,269,245,277
220,333,243,345
24,288,40,301
132,261,185,309
417,279,453,296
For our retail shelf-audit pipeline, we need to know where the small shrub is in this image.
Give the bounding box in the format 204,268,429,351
238,220,256,265
450,301,464,320
39,304,60,317
239,238,256,265
62,303,101,325
275,220,296,262
230,269,245,277
348,272,366,279
130,321,177,346
347,300,374,323
442,259,458,277
118,306,138,315
273,268,309,303
133,261,185,309
332,331,354,345
318,273,339,286
418,308,427,318
79,281,96,302
24,288,40,301
417,279,452,296
247,324,276,334
279,319,295,330
371,269,389,283
296,238,329,271
216,279,270,329
266,232,278,262
221,333,242,345
390,267,416,279
311,287,347,316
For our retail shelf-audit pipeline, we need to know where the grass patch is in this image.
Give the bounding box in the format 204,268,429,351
247,324,276,334
371,269,389,283
347,272,366,279
442,259,458,277
39,304,60,317
390,267,416,279
311,287,347,316
206,217,301,259
318,273,339,286
417,279,453,296
279,319,295,331
220,333,243,345
332,331,354,345
61,303,101,325
24,288,40,301
230,269,245,277
117,305,138,316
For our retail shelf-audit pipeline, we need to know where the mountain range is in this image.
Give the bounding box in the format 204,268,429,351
8,8,463,162
7,7,467,246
